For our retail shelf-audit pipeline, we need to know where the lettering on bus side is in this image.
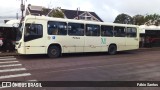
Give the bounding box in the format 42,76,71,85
101,38,106,44
72,37,80,39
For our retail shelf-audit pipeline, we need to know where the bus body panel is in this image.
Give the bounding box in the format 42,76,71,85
84,36,101,52
16,43,25,54
125,37,139,50
50,36,85,53
114,37,126,51
125,27,140,50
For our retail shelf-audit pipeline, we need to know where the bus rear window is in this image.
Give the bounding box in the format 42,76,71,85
126,27,137,37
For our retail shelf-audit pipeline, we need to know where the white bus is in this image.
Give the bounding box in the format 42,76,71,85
16,15,139,58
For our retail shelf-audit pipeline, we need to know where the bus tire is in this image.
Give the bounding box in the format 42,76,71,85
108,45,117,55
48,46,61,58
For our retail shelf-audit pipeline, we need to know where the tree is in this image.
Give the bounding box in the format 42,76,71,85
42,8,51,16
114,13,133,24
144,14,160,26
133,15,145,25
48,8,65,18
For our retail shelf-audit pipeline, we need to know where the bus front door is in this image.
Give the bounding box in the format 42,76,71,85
24,23,46,54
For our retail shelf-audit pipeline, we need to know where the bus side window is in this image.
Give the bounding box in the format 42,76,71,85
101,25,113,37
48,25,58,35
68,23,84,36
114,26,126,37
48,21,67,35
86,24,100,36
58,24,67,35
52,29,58,35
126,27,137,37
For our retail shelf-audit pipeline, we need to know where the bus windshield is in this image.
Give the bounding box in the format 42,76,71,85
16,23,23,41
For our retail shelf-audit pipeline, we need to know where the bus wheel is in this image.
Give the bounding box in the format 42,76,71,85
48,46,61,58
108,45,117,55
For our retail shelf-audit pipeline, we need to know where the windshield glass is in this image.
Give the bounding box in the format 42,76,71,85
16,23,23,41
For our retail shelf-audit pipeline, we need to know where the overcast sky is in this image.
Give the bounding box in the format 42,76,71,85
1,0,160,22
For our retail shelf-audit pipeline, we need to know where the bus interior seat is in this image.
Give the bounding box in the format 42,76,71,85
52,29,58,35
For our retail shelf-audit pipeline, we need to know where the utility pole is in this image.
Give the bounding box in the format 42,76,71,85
20,0,27,19
16,13,18,20
77,7,80,20
20,0,26,19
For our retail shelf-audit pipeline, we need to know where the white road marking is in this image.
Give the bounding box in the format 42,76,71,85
0,61,19,64
0,64,22,68
0,57,35,85
0,68,26,73
0,58,16,61
0,73,31,79
0,56,14,58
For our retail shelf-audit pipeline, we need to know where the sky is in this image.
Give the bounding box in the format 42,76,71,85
0,0,160,22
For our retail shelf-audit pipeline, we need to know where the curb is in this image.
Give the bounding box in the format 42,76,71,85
0,52,19,56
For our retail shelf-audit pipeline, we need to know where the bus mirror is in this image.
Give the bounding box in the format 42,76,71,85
12,23,19,27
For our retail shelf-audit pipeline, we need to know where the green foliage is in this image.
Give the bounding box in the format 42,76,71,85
144,14,160,26
114,13,160,26
49,9,64,18
114,13,133,24
145,13,160,22
133,15,145,25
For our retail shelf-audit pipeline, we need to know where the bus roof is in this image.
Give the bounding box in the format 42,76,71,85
6,20,20,25
0,24,13,28
24,15,138,27
139,25,160,34
139,25,160,30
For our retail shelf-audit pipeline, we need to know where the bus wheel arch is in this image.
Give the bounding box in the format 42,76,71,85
108,44,117,55
47,44,62,58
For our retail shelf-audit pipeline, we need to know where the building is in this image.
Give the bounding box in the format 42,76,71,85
25,4,51,16
25,4,103,22
62,9,103,22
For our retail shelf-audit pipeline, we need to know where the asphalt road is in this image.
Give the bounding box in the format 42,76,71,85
1,48,160,90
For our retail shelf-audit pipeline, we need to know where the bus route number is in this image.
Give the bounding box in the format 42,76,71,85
101,38,106,44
